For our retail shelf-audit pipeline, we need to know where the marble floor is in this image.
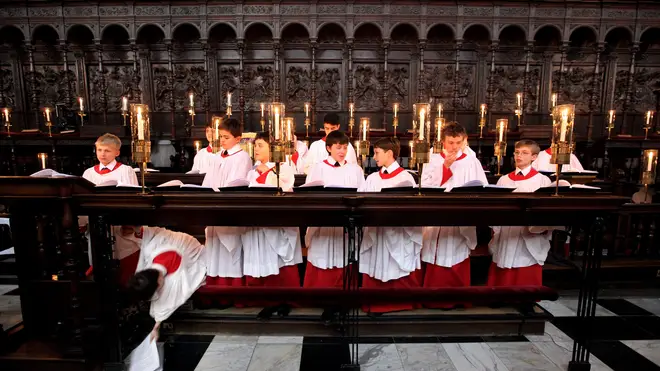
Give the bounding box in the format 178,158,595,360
0,284,20,331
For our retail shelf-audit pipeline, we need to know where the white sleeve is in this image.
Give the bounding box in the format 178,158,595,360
127,167,139,186
279,164,296,192
191,152,201,172
346,143,358,164
570,154,584,171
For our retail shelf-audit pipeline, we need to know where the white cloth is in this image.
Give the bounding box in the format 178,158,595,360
151,140,176,168
303,138,358,174
112,226,142,260
201,144,253,188
241,227,302,278
490,169,553,268
205,226,244,278
421,151,487,267
359,162,422,282
463,145,477,158
304,158,365,269
137,226,206,323
293,140,309,174
246,161,295,192
82,161,139,186
532,149,584,172
191,146,220,174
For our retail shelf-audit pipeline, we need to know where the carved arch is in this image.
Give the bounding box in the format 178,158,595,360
135,23,167,39
352,21,384,39
425,22,457,40
497,24,527,41
316,22,347,39
0,25,27,45
461,23,492,41
65,24,96,41
101,23,131,40
603,26,633,44
389,22,421,40
280,22,311,39
569,25,599,41
206,21,238,39
31,24,61,43
533,24,563,41
243,22,274,39
171,22,202,40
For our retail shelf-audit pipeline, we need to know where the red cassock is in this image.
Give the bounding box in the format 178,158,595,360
486,263,542,287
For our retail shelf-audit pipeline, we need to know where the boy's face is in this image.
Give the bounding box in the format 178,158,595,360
327,142,348,163
205,127,213,143
95,143,120,166
442,135,464,155
323,123,340,136
513,145,537,168
373,147,394,168
219,129,241,150
254,138,270,163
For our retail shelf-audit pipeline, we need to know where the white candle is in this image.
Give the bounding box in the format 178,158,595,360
419,108,426,140
393,103,398,118
214,118,220,139
39,154,46,169
608,110,615,125
286,118,292,141
349,103,354,118
122,96,128,111
274,107,280,139
305,103,309,117
436,117,443,142
136,107,144,140
560,109,569,142
260,103,265,117
498,121,504,142
647,151,654,172
362,119,367,141
646,111,652,127
3,108,8,123
516,93,522,108
227,92,232,107
480,104,486,118
45,108,51,122
194,141,201,152
79,97,84,111
551,93,557,108
189,93,194,107
437,103,443,118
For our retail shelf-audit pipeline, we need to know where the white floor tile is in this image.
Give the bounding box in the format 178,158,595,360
443,342,510,371
622,340,660,367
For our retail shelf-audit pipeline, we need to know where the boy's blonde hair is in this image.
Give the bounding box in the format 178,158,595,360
95,133,122,149
514,139,540,155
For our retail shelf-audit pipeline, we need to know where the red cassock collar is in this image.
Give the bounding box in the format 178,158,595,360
206,146,213,153
545,148,552,155
324,159,346,167
255,167,275,184
221,149,243,158
508,168,539,181
379,167,404,179
94,162,123,175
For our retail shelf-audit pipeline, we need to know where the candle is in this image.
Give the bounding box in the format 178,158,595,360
45,108,51,122
79,97,84,111
274,106,280,139
194,141,201,152
136,106,144,140
437,103,443,118
419,108,426,140
516,93,522,108
362,118,367,141
560,108,569,142
436,117,443,142
189,93,194,107
608,110,615,125
305,103,309,117
498,120,505,142
286,117,292,141
39,153,46,169
480,104,486,118
227,92,232,107
646,111,652,127
551,93,557,108
214,117,220,140
260,103,265,117
349,103,354,118
393,103,399,118
122,96,128,111
3,108,8,123
647,151,654,172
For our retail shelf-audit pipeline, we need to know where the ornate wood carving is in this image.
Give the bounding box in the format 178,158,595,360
285,65,311,111
25,66,76,108
0,67,16,107
387,66,410,110
316,66,341,110
152,65,173,111
629,68,660,112
553,67,602,113
219,65,239,111
243,65,274,110
492,65,525,112
425,65,475,111
172,64,207,111
88,66,137,112
353,65,381,110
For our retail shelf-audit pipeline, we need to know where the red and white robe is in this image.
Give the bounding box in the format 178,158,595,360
420,151,487,308
532,148,584,173
303,157,365,288
359,162,422,313
290,140,309,174
302,137,358,174
201,144,253,189
82,160,139,186
246,161,295,192
191,145,220,174
488,167,553,286
137,227,206,322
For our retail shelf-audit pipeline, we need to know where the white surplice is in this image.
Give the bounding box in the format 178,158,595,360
201,144,253,188
137,226,206,323
532,148,584,172
305,157,365,269
82,160,139,186
420,151,487,267
491,167,554,268
302,138,358,174
292,140,309,174
359,162,422,282
246,161,295,192
191,146,220,174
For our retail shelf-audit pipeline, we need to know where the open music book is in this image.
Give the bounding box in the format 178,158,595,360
95,180,141,188
450,180,516,193
294,180,358,192
156,180,213,190
30,169,76,178
535,180,601,193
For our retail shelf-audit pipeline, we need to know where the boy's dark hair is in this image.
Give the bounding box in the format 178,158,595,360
219,117,242,138
127,269,160,301
255,131,270,144
515,139,541,155
374,137,401,158
325,130,349,151
323,113,340,126
441,122,467,140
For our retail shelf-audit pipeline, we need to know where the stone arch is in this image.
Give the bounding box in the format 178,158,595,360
533,24,563,42
65,24,96,43
171,22,201,41
207,22,237,45
640,27,660,53
352,21,383,40
0,25,26,46
136,23,166,39
426,22,457,40
244,22,274,40
317,22,347,39
172,23,201,44
569,26,598,48
31,24,61,44
136,23,166,45
317,22,346,44
389,22,420,41
206,21,238,40
101,23,131,41
604,26,633,49
497,24,527,42
603,25,633,44
280,22,311,39
462,23,491,45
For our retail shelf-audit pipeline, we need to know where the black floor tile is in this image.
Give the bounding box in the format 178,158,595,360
300,337,350,371
392,336,441,343
598,299,656,316
436,336,484,343
162,337,213,371
481,335,529,342
622,316,660,338
552,316,657,341
589,340,660,371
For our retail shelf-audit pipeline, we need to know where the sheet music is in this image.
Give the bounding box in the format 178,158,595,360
127,335,161,371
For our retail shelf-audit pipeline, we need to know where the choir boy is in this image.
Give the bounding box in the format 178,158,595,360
303,130,365,319
489,140,552,286
358,137,422,314
420,122,487,308
243,132,302,316
302,113,357,174
81,134,140,281
291,137,309,174
532,147,584,172
190,121,219,174
128,227,206,341
202,118,252,299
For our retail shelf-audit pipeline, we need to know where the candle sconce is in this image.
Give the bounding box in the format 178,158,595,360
348,102,355,138
357,117,370,170
42,107,53,137
392,103,399,138
550,104,575,196
304,102,311,143
494,118,508,176
640,149,658,203
77,97,86,127
607,110,616,140
644,111,655,140
130,103,151,194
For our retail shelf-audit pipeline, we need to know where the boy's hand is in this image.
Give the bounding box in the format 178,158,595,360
256,163,270,174
443,153,458,168
150,322,161,343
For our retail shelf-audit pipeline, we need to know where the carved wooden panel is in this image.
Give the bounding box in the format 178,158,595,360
491,65,526,111
284,64,311,111
172,64,206,111
87,65,137,112
455,65,476,110
0,67,16,107
552,66,600,113
631,68,660,112
387,65,410,109
243,64,274,110
152,65,172,112
424,65,475,110
353,64,381,110
613,69,629,111
315,64,341,110
24,65,74,107
218,65,239,108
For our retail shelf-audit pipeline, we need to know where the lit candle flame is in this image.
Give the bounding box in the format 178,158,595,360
260,103,265,118
646,111,653,128
274,106,280,139
437,103,443,118
194,141,201,152
44,108,51,122
608,110,615,126
3,108,8,123
305,103,309,117
551,93,557,108
78,97,84,112
227,92,232,107
361,118,368,141
349,103,354,118
393,103,399,118
480,104,486,118
647,151,655,172
516,93,522,108
560,108,569,142
189,93,194,107
497,119,505,142
122,96,128,111
136,106,145,140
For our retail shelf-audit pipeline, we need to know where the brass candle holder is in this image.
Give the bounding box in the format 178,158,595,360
269,102,286,195
433,117,445,154
130,103,152,194
640,149,658,203
644,110,655,140
479,104,487,139
413,102,431,195
607,110,616,140
2,107,11,137
494,118,508,176
37,152,48,170
43,107,53,137
550,104,576,196
393,103,399,138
